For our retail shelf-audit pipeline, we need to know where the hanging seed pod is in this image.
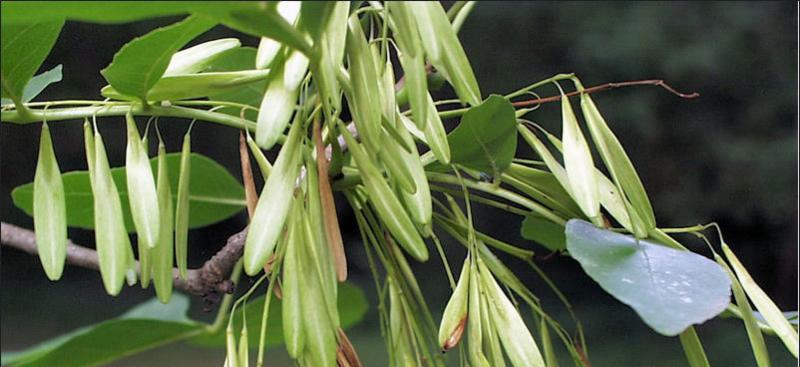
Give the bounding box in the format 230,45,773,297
388,278,417,367
422,93,450,164
125,112,160,249
245,132,273,181
560,92,600,223
314,1,348,113
153,141,174,304
226,323,241,367
282,197,305,358
722,243,799,357
478,259,546,367
407,2,481,106
33,122,67,281
576,79,656,232
379,128,418,194
137,237,152,288
256,1,301,69
93,129,135,296
302,154,339,328
393,113,432,231
83,119,95,183
164,38,241,76
338,124,428,262
343,16,383,153
238,324,249,367
387,2,428,130
480,288,507,367
255,48,308,150
467,260,489,366
438,258,470,351
244,114,305,275
298,217,338,367
313,121,347,282
174,131,191,279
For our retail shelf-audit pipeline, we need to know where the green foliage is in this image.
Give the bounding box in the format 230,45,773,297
0,65,62,106
566,219,731,336
0,20,64,107
12,153,245,231
434,95,517,175
100,15,216,102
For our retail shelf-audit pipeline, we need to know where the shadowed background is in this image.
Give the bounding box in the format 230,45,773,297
1,2,797,366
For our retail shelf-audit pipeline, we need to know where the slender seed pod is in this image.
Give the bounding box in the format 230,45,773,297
226,323,241,367
83,119,95,183
238,324,249,367
722,243,799,357
422,93,450,164
164,38,241,76
93,130,134,296
388,2,428,130
255,49,307,149
344,15,383,153
576,79,656,232
394,112,432,230
339,125,428,261
153,141,174,304
315,1,348,112
300,197,339,329
33,122,67,281
480,288,507,367
125,112,160,249
407,1,481,106
174,132,191,279
379,129,417,194
282,197,305,358
299,215,337,367
467,260,489,366
438,258,470,351
245,132,273,181
560,92,600,223
313,121,347,282
137,237,152,288
479,259,546,367
244,114,305,275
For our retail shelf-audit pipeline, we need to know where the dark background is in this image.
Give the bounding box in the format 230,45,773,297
1,2,797,366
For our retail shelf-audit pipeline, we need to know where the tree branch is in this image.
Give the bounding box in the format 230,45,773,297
1,221,246,303
511,79,699,108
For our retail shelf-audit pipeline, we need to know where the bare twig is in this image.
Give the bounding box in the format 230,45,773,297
1,221,246,303
511,79,699,108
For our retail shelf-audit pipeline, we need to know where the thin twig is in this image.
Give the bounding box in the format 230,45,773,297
511,79,699,108
0,221,246,304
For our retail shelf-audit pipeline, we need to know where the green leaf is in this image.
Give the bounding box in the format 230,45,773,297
520,215,566,252
0,2,259,25
188,282,368,348
215,7,312,55
565,219,731,336
441,95,516,174
1,20,64,106
0,65,62,106
12,153,245,232
2,294,201,367
100,15,216,102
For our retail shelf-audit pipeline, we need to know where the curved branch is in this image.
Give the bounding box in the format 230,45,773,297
0,221,246,303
